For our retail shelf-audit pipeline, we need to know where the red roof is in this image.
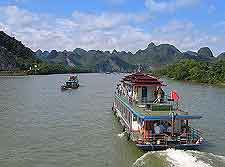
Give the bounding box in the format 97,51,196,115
122,72,165,86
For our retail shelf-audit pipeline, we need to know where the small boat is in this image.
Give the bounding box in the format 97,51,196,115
112,72,207,151
61,75,79,90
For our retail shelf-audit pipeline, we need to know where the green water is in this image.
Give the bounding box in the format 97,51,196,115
0,74,224,167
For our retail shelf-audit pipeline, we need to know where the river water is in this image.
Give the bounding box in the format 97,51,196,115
0,73,224,167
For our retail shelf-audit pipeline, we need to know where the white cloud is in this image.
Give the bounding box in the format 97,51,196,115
0,5,224,55
150,20,225,55
0,5,151,52
145,0,200,13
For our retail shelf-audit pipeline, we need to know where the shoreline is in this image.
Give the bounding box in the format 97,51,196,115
2,71,225,87
0,71,28,76
160,75,225,87
0,71,120,76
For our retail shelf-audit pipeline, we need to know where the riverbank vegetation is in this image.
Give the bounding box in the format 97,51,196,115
153,60,225,85
0,64,92,76
27,63,93,75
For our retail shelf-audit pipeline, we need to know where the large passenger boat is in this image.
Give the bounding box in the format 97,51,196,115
112,72,207,151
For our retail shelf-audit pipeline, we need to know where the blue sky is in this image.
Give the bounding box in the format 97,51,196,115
0,0,224,55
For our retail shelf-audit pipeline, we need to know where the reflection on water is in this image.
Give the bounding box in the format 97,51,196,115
0,74,224,167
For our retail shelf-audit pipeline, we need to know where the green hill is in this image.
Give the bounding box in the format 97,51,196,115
0,31,39,71
154,59,225,84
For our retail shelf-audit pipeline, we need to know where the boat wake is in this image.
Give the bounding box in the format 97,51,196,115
117,132,126,138
132,152,152,167
208,152,225,162
132,149,225,167
164,149,211,167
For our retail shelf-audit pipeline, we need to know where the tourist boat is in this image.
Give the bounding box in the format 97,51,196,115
112,72,207,151
61,75,79,90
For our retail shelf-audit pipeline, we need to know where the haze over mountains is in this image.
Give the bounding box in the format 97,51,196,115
0,31,225,72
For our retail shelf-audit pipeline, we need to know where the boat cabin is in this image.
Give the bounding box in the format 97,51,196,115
117,72,166,104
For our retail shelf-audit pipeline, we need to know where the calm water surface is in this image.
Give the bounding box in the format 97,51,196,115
0,74,224,167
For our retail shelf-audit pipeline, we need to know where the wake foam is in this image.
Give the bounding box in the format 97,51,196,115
132,152,152,167
117,132,126,138
164,149,212,167
132,149,222,167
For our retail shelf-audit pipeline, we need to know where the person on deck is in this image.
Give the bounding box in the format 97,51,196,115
154,123,161,135
154,87,165,103
157,87,165,103
181,128,187,137
159,123,166,133
167,125,172,133
128,90,132,103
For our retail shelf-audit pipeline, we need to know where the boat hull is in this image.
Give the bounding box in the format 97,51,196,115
61,84,79,90
136,143,207,151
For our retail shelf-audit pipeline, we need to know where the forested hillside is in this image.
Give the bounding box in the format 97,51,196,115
154,59,225,84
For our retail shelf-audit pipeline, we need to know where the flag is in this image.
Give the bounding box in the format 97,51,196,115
170,90,180,101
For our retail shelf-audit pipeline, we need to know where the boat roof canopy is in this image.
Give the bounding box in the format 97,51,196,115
122,72,166,86
141,115,202,121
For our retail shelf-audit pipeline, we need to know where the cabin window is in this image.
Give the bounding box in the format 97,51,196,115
142,87,147,98
133,115,137,121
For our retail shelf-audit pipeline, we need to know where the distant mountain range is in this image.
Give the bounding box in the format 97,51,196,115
36,42,224,72
0,31,225,72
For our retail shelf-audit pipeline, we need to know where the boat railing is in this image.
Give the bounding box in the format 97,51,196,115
189,127,203,140
135,96,170,105
137,128,203,145
140,134,167,145
115,93,175,112
140,94,173,104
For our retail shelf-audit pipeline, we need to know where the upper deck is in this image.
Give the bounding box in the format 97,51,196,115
115,94,188,118
115,72,202,121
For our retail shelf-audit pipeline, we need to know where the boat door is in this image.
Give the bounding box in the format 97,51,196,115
142,87,147,102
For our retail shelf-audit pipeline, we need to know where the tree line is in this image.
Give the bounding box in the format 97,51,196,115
27,63,93,75
153,59,225,84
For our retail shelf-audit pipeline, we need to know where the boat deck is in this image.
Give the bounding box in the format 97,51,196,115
115,93,188,117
